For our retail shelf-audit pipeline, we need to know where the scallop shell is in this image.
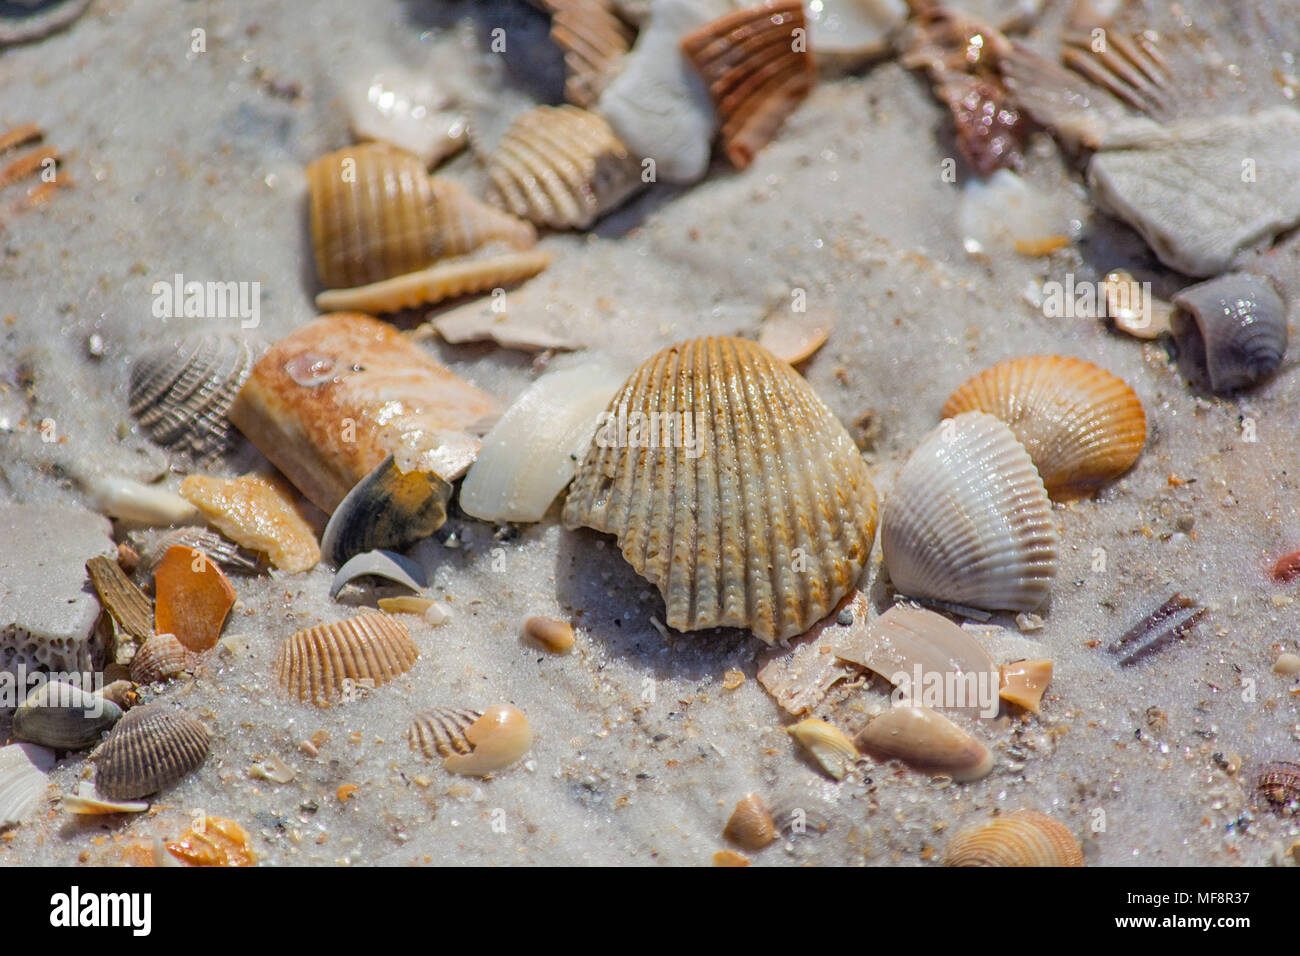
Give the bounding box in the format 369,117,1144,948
944,810,1084,866
408,705,532,776
680,0,817,168
940,356,1147,499
275,612,419,707
129,633,196,685
1254,760,1300,813
880,411,1057,613
13,681,122,750
93,704,211,801
307,142,536,290
536,0,636,107
562,336,879,644
485,104,644,230
1171,272,1288,393
320,453,451,566
129,331,263,463
0,742,55,826
853,703,994,781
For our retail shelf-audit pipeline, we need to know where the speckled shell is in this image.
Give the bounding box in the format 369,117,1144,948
129,332,263,463
562,336,879,644
129,633,195,685
274,612,419,707
485,104,643,230
941,356,1146,499
1172,272,1288,393
408,705,532,776
680,0,816,168
307,142,536,290
536,0,635,107
880,411,1057,613
13,681,123,750
944,810,1084,867
93,704,211,801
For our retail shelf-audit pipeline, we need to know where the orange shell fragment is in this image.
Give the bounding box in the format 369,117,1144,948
153,545,237,652
166,817,257,867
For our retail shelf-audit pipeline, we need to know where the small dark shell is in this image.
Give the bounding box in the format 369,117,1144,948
133,526,261,582
13,682,122,751
1172,273,1287,393
320,453,451,566
1254,760,1300,813
94,704,211,800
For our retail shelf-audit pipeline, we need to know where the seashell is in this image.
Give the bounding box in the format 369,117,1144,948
344,69,468,169
428,289,583,352
460,359,629,523
563,336,879,644
998,659,1053,714
0,0,90,45
129,633,196,684
757,590,868,716
321,454,451,566
1274,652,1300,677
408,705,532,776
0,742,55,826
957,170,1066,257
485,105,644,230
723,792,777,850
100,679,138,710
307,142,536,291
757,312,830,366
86,554,154,642
681,0,817,169
13,680,122,750
275,612,419,707
944,810,1084,866
1270,550,1300,584
1254,760,1300,813
134,526,261,580
1102,269,1171,340
834,605,999,717
940,355,1147,499
713,849,750,866
377,595,435,616
804,0,907,70
179,472,320,573
787,718,858,780
315,250,552,315
524,615,576,653
595,0,724,184
1107,592,1205,667
167,816,257,866
83,474,202,527
93,704,211,801
880,411,1057,613
61,781,150,815
248,755,296,784
153,545,237,652
1060,26,1173,118
229,313,501,512
1171,272,1288,394
853,703,994,781
535,0,636,107
129,331,264,463
329,549,428,600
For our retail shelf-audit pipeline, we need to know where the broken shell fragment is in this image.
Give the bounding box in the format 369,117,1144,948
377,595,435,616
880,411,1057,613
275,612,419,707
788,718,858,780
1102,270,1171,340
321,454,450,566
408,705,532,776
344,69,468,168
134,526,261,580
329,549,428,600
853,704,994,782
944,810,1084,866
129,633,196,685
153,545,237,653
86,554,154,642
167,816,257,866
535,0,636,107
757,312,830,365
563,336,879,644
61,781,149,815
805,0,907,69
1108,592,1205,667
13,680,122,750
93,704,211,801
524,615,576,653
485,104,644,230
723,792,777,850
179,472,321,573
940,355,1147,499
84,474,201,527
228,313,501,512
1171,272,1288,393
0,742,56,827
998,659,1053,714
681,0,817,168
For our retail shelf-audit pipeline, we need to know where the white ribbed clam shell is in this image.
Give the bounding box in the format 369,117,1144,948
0,742,55,826
881,411,1057,612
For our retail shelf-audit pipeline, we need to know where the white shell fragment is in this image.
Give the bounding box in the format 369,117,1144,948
880,412,1057,613
83,474,202,526
460,359,629,523
330,549,429,600
61,781,149,815
0,742,56,826
344,68,467,169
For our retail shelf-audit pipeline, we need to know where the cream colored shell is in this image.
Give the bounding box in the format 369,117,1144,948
274,612,419,707
562,336,878,644
944,809,1084,866
853,703,993,781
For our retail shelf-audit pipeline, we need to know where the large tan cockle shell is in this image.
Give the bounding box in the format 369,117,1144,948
275,612,419,707
562,336,878,644
941,355,1146,499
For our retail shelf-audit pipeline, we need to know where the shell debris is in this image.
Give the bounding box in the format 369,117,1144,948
409,705,532,776
166,817,257,867
944,810,1084,866
788,718,858,780
152,545,237,653
180,472,321,573
86,554,154,642
1107,592,1205,667
853,704,994,782
998,659,1053,714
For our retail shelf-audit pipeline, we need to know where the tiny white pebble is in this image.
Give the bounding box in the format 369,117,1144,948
424,602,451,626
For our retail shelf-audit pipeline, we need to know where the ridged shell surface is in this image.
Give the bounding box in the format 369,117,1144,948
0,743,55,826
944,810,1084,867
880,411,1057,612
275,612,419,707
941,355,1146,499
537,0,635,107
562,336,878,643
93,704,211,800
1171,272,1288,393
129,633,194,684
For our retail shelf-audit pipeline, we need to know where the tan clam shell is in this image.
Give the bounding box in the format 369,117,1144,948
723,792,777,850
129,633,196,685
535,0,635,107
944,810,1084,866
93,704,211,801
485,104,644,230
880,411,1057,613
853,703,993,781
999,658,1053,714
680,0,816,169
307,142,536,290
275,612,419,708
314,249,551,314
562,336,879,644
941,355,1146,499
408,705,532,776
788,717,858,780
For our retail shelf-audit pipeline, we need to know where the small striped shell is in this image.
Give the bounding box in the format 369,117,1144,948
408,705,532,776
275,612,419,707
941,355,1146,499
93,704,211,801
1254,760,1300,812
314,250,550,314
562,336,879,644
1171,272,1288,393
944,810,1084,867
129,332,263,463
485,104,644,230
129,633,196,684
307,142,536,290
881,412,1057,613
680,0,816,168
536,0,635,107
133,526,261,581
